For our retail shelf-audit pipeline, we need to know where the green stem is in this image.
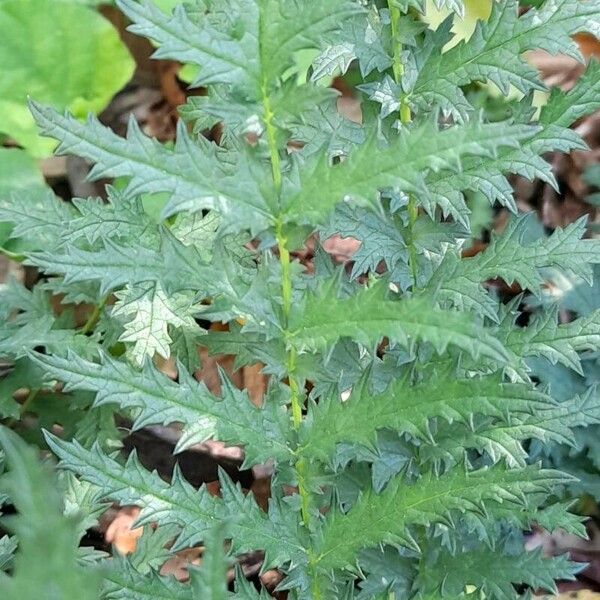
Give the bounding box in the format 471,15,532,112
20,388,39,416
0,246,25,262
387,0,419,288
262,79,282,193
80,295,107,335
261,60,321,598
274,220,303,431
387,1,404,82
407,194,419,289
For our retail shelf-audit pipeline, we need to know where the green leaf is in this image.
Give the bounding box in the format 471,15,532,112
0,426,100,599
428,215,600,320
189,525,229,600
44,434,304,564
103,554,269,600
426,390,600,468
103,560,192,600
503,306,600,374
0,148,44,191
65,189,158,247
299,373,554,462
0,186,76,251
290,103,365,159
117,0,358,91
103,525,233,599
466,216,600,291
0,358,45,419
26,238,165,296
315,464,573,571
291,278,512,364
31,349,292,463
27,227,248,305
355,545,415,600
118,0,257,88
0,280,99,360
311,7,391,80
541,59,600,128
284,119,536,226
414,0,600,120
421,118,585,225
0,0,134,156
322,204,408,279
30,103,274,233
418,546,577,600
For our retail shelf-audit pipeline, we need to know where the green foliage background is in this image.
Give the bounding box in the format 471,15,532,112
2,0,600,598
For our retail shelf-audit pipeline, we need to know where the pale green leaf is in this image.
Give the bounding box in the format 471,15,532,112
0,0,134,156
31,350,292,463
112,282,199,365
284,119,536,226
291,279,512,364
315,464,573,571
300,373,554,462
0,427,100,599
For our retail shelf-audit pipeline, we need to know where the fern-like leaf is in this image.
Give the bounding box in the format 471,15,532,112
292,279,512,363
414,0,600,120
284,120,536,225
315,464,573,571
44,433,305,565
300,372,554,462
32,350,291,463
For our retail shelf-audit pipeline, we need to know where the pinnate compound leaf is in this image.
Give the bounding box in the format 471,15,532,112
315,464,573,571
300,373,554,462
429,215,600,320
27,237,165,296
44,433,304,564
116,0,257,88
427,390,600,468
31,350,292,464
464,215,600,292
118,0,358,90
503,306,600,374
284,119,536,226
414,0,600,120
29,102,274,232
418,546,577,600
291,279,512,364
0,427,100,599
